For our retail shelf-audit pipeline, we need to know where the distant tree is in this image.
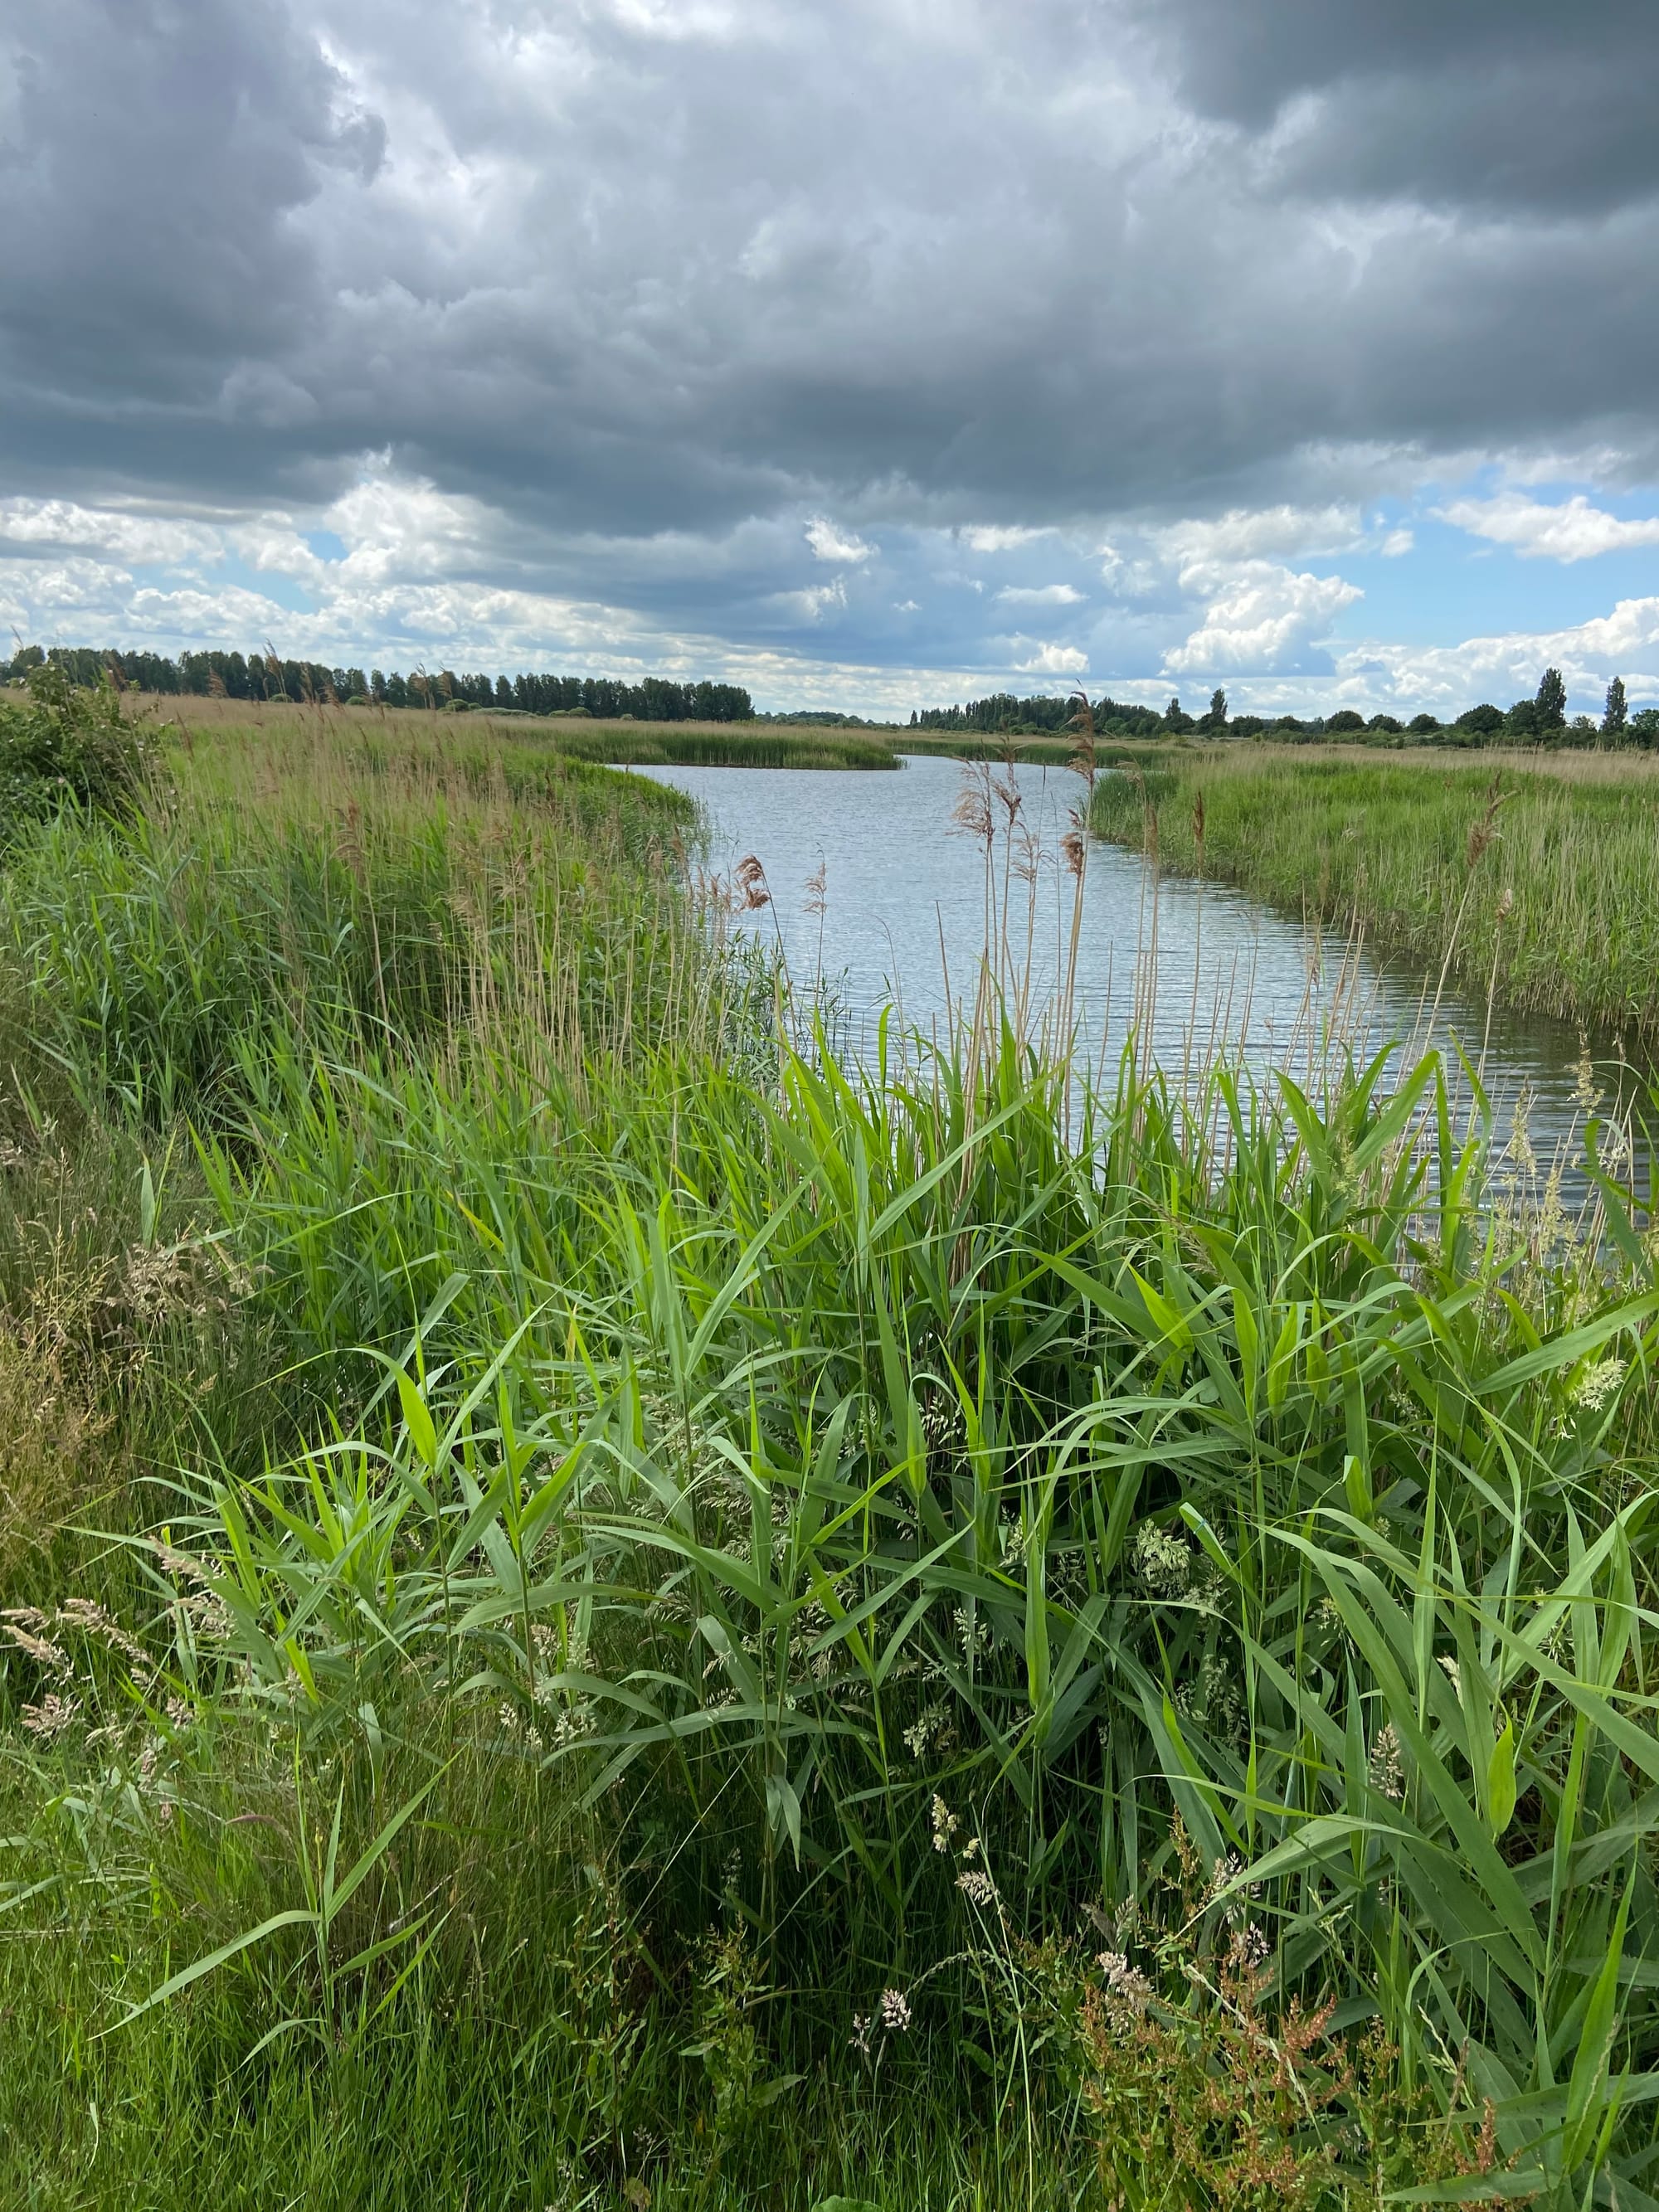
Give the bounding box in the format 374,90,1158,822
1454,703,1505,737
1325,709,1365,734
1408,712,1441,734
1164,695,1194,733
1603,675,1628,739
1366,712,1404,734
1631,706,1659,746
1203,687,1228,729
1505,699,1542,741
1535,666,1567,727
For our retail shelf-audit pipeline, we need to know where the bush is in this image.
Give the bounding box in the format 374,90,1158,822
1324,708,1365,732
1407,712,1440,733
0,664,153,830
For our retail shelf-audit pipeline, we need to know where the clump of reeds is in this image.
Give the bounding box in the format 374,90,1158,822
1091,745,1659,1037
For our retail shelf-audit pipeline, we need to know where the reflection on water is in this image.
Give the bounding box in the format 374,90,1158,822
635,754,1640,1174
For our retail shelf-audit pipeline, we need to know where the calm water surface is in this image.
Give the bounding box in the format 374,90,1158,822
636,754,1630,1168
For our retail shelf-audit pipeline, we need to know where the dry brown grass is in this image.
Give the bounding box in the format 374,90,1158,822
0,1330,116,1588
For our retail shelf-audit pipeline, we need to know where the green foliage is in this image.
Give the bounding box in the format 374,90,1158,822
7,641,756,722
1536,666,1568,727
1605,675,1629,738
1092,748,1659,1034
1455,702,1506,736
4,709,1659,2205
0,664,153,830
1506,697,1543,739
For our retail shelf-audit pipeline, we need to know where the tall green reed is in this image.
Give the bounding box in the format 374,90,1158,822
151,1015,1659,2205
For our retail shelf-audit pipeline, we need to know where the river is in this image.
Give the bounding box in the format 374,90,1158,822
635,753,1632,1177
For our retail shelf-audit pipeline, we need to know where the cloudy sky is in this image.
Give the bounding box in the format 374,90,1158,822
3,0,1658,716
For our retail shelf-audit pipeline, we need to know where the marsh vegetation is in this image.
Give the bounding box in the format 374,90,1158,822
2,680,1659,2209
1092,744,1659,1040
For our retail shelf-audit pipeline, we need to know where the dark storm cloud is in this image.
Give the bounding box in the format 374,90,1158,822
0,0,382,416
3,0,1659,625
1140,0,1659,216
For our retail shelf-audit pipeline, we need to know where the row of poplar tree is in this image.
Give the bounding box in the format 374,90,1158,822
4,645,754,724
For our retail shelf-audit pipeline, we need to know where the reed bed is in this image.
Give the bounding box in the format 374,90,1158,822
1092,747,1659,1039
120,688,907,771
1,705,1658,2208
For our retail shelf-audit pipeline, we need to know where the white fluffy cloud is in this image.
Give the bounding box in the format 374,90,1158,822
1438,492,1659,562
996,582,1084,605
805,518,875,564
1012,640,1089,676
0,498,223,567
1150,504,1371,571
1333,595,1659,712
1164,563,1363,676
7,465,1659,722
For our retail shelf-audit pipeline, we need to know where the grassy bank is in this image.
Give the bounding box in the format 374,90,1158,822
3,684,1659,2208
902,731,1172,769
114,688,907,770
123,690,1189,772
1091,744,1659,1038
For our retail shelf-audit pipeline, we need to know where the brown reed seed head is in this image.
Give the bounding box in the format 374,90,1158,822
1465,772,1511,869
735,853,771,910
949,777,994,848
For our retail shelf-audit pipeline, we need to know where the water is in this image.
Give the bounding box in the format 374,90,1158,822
635,754,1636,1173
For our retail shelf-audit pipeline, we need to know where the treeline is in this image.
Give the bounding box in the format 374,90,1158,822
3,644,754,723
915,671,1659,747
914,692,1164,737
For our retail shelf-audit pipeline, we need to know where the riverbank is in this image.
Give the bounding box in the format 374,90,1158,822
4,683,1659,2207
117,688,1190,775
1090,743,1659,1038
107,687,903,769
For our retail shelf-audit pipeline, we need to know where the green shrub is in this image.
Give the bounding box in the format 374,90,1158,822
0,664,153,829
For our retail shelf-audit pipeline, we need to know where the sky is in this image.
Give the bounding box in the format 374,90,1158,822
3,0,1659,718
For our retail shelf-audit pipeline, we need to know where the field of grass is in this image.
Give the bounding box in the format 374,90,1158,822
3,683,1659,2209
1092,742,1659,1039
110,688,908,770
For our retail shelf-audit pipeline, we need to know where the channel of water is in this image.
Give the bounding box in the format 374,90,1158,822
636,753,1633,1175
